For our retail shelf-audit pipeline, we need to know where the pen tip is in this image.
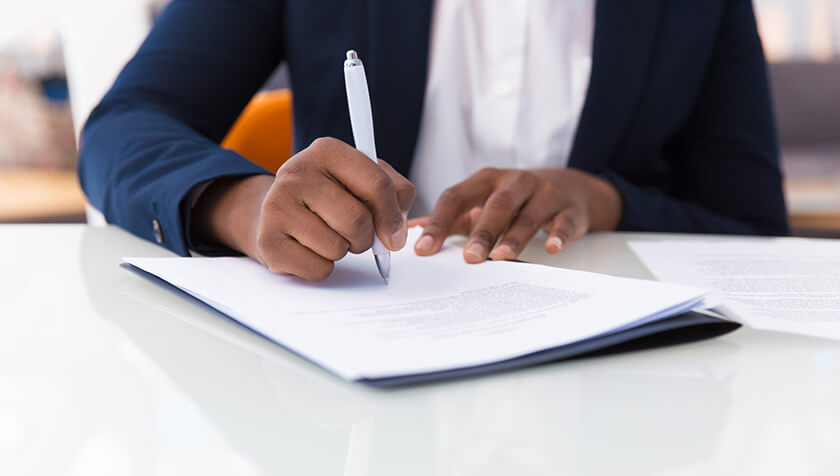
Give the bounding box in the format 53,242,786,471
375,253,390,285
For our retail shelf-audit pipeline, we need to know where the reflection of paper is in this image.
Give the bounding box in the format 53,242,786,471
125,228,706,382
630,240,840,340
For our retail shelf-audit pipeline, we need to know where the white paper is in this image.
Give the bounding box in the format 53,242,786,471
630,240,840,340
125,228,707,381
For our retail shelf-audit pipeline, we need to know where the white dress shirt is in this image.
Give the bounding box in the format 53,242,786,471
409,0,596,215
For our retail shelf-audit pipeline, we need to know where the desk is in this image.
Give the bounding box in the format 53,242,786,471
2,225,839,475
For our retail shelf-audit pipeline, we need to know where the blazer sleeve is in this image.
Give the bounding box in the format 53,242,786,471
78,0,285,255
602,0,789,236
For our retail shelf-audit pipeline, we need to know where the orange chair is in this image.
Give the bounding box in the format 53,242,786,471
222,89,294,173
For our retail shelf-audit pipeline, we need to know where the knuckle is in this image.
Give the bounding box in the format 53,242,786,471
515,213,537,229
398,181,417,203
438,187,461,208
308,137,348,163
256,227,280,253
259,196,296,227
305,261,335,282
343,206,374,252
346,206,373,233
259,194,281,216
258,233,293,265
537,179,554,193
539,182,560,201
512,170,532,184
311,136,338,150
477,167,499,180
487,190,515,210
559,213,576,229
377,159,397,175
325,236,350,261
261,243,290,274
349,235,374,254
423,217,445,235
276,161,308,182
370,171,396,197
472,228,495,246
502,236,522,251
386,211,404,232
552,217,576,239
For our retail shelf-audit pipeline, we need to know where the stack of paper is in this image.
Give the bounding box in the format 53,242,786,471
631,240,840,341
125,229,726,386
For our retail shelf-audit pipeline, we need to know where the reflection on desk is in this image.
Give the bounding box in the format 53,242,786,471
0,225,839,475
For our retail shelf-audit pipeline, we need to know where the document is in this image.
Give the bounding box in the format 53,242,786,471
630,240,840,340
125,229,710,384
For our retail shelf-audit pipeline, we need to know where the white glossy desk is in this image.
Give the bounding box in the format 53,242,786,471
2,225,839,475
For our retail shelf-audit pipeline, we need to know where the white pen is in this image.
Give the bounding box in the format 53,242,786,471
344,49,390,284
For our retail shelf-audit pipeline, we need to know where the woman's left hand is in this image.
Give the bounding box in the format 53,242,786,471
410,167,623,263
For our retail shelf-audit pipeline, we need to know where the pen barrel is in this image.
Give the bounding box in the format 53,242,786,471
344,65,378,163
344,61,387,257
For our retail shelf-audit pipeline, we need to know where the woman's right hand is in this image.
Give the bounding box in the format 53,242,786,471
191,137,415,281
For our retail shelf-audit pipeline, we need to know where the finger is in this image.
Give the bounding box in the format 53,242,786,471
407,216,428,228
378,160,416,217
409,209,480,236
306,138,406,251
415,168,499,256
283,207,351,262
376,160,414,250
299,179,374,254
491,185,559,261
413,207,479,255
463,172,538,263
545,206,589,254
257,231,335,281
450,206,483,236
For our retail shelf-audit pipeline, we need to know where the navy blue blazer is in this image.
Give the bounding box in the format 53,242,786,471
79,0,789,256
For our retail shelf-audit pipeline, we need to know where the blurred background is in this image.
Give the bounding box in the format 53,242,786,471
0,0,838,235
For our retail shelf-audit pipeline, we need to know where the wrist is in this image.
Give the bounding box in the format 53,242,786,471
585,173,623,231
191,174,274,256
537,168,622,232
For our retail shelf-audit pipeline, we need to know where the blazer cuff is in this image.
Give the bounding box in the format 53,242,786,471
596,169,650,232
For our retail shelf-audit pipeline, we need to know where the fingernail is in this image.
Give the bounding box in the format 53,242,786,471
466,242,486,260
391,229,406,249
548,237,564,251
416,234,434,253
491,244,514,260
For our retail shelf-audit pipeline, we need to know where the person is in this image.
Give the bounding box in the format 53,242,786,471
79,0,789,281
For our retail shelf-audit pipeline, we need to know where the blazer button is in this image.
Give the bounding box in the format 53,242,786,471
152,219,164,244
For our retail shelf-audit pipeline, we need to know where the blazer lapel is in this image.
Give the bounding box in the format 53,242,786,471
358,0,665,175
364,0,434,176
568,0,666,172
